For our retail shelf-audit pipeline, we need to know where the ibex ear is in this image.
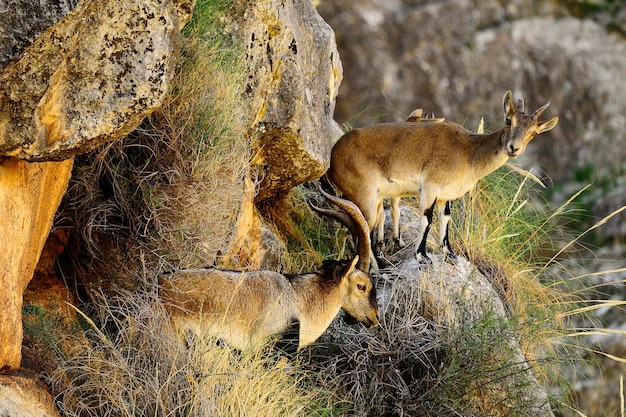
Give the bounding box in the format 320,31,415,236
503,90,514,116
406,108,423,122
343,256,359,279
536,116,559,134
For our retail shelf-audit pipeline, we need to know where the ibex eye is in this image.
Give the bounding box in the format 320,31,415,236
357,284,366,292
505,118,512,126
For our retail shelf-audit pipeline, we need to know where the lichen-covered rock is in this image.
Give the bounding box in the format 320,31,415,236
232,0,343,201
0,0,77,72
0,0,185,161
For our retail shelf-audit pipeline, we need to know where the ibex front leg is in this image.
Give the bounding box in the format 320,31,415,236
390,197,405,249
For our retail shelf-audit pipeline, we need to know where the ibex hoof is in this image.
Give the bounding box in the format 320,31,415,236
443,252,458,265
392,238,406,251
416,252,432,265
440,246,458,264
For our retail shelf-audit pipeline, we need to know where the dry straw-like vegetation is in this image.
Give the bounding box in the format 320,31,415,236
305,271,544,416
47,290,332,417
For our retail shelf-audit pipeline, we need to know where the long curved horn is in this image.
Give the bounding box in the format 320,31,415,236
530,101,550,120
309,183,371,272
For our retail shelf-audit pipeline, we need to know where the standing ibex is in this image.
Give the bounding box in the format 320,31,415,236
327,91,558,263
159,192,378,352
380,109,484,251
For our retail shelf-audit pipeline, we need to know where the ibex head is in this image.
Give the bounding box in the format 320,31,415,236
502,90,559,158
327,256,379,328
309,184,379,326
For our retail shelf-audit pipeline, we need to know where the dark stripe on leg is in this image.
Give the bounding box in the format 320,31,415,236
442,201,456,261
417,199,436,262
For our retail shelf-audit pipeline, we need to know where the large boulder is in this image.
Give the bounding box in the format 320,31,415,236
315,206,556,415
0,158,73,371
0,0,194,370
0,0,185,161
232,0,343,202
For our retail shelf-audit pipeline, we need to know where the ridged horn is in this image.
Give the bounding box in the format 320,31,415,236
309,183,371,272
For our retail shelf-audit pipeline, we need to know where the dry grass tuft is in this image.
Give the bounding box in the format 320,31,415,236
38,288,331,417
303,258,566,416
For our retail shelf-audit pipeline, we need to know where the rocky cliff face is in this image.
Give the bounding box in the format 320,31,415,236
0,0,77,72
0,0,341,391
0,0,340,409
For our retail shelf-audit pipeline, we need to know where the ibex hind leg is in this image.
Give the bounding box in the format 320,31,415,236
356,195,385,270
438,200,457,264
374,200,386,255
415,199,436,264
375,197,405,254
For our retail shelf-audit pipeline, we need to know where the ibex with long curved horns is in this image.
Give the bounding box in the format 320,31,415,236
327,91,558,263
159,191,378,352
